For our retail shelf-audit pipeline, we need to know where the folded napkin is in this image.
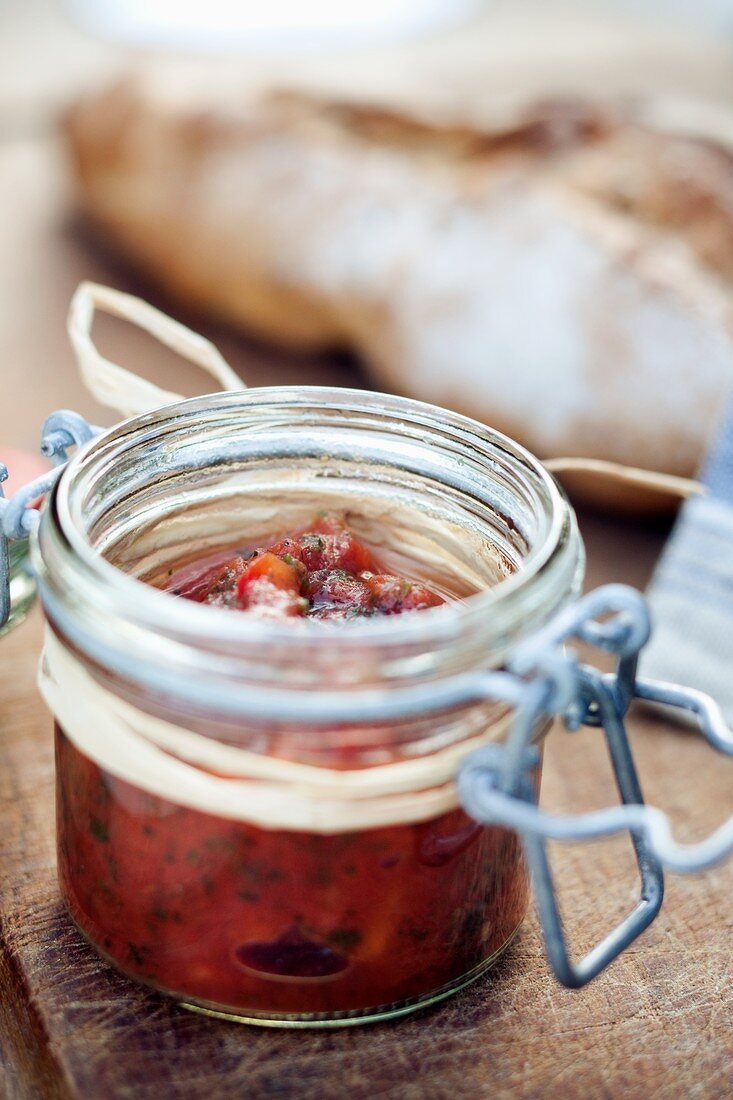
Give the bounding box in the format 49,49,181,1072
643,398,733,723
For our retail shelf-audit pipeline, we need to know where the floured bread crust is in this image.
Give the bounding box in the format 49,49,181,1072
65,83,733,478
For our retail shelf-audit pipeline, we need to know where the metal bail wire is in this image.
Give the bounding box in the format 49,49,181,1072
458,587,733,989
1,409,732,989
0,411,101,630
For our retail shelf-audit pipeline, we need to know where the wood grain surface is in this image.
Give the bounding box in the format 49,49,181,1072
0,11,731,1096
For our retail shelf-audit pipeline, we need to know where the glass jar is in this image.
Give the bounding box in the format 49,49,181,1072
33,387,583,1026
0,448,47,634
1,538,36,636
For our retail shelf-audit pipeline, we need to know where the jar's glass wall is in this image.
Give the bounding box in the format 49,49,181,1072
37,389,582,1025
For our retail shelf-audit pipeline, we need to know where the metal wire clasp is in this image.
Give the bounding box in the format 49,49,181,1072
458,586,733,988
0,411,101,628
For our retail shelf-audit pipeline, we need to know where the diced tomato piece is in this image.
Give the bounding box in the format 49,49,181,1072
201,557,247,604
263,536,302,562
235,552,307,619
238,581,307,619
362,573,445,615
171,556,247,603
307,569,374,620
297,527,374,574
237,552,303,594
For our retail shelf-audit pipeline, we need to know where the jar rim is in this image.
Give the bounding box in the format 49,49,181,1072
35,387,583,684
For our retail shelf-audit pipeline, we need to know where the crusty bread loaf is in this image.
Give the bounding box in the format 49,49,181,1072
65,80,733,477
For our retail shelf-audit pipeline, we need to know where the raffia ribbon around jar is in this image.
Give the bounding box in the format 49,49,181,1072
67,281,246,416
67,282,703,503
34,281,704,834
39,626,514,832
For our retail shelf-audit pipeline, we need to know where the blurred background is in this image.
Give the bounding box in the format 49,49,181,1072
4,0,733,505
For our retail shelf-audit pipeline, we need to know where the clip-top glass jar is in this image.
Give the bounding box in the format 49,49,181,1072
33,387,583,1026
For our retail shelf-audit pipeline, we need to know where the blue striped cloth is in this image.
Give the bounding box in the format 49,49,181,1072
643,399,733,722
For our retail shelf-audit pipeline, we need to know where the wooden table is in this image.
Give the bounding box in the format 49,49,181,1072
1,9,732,1097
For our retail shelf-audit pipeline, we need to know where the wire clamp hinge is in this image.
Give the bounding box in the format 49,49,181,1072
458,585,733,987
0,411,101,629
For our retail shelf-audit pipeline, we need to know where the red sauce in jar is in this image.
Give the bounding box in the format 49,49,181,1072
55,516,533,1020
165,514,447,621
57,734,533,1018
